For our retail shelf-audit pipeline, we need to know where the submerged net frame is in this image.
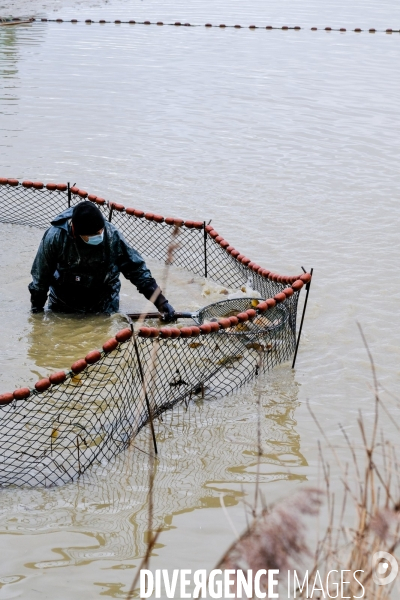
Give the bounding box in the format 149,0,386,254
0,178,311,487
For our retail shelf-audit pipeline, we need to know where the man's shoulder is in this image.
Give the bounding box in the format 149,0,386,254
42,224,68,246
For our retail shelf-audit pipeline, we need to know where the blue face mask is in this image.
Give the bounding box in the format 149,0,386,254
83,231,104,246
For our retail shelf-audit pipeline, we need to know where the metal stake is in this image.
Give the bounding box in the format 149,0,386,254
203,221,208,278
292,267,313,369
133,336,158,455
76,436,81,475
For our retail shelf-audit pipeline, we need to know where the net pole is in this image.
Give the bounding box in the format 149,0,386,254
203,222,208,278
291,267,313,369
67,182,71,208
133,336,158,455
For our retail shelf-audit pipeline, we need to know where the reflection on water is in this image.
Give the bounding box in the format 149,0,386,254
0,365,305,574
0,28,18,81
27,311,127,374
0,22,38,116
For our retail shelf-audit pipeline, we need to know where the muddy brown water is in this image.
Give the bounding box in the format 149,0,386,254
1,0,400,597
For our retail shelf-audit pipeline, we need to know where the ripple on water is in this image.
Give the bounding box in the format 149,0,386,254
0,0,400,595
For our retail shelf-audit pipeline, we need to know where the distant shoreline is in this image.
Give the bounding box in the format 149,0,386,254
3,0,102,18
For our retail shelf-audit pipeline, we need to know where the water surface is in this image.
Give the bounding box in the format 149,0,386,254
0,1,400,597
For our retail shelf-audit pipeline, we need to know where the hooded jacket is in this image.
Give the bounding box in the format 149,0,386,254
28,207,162,314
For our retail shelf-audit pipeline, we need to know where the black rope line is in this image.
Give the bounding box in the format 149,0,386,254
35,19,400,34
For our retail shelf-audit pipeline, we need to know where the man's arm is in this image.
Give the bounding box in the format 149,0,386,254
28,229,59,312
117,231,175,320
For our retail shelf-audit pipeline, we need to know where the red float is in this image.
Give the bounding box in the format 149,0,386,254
115,328,133,343
85,350,102,364
13,387,30,400
49,371,67,385
35,378,51,393
71,359,87,374
103,338,119,352
0,393,14,405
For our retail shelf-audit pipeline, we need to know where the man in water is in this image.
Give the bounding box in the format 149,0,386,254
28,201,175,319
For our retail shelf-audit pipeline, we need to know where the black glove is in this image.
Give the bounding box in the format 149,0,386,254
30,289,47,314
158,301,175,323
143,282,175,322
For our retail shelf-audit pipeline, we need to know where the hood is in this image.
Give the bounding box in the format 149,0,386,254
50,207,75,232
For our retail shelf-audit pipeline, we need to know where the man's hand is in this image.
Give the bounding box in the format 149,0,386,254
151,286,175,322
159,301,175,323
29,289,47,314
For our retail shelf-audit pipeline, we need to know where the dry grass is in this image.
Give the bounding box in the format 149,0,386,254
126,227,180,600
126,295,400,600
217,488,323,584
217,325,400,598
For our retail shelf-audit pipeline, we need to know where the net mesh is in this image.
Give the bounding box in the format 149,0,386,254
0,181,304,488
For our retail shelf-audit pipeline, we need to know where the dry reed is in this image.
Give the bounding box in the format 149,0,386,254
126,289,400,599
126,227,180,600
216,325,400,598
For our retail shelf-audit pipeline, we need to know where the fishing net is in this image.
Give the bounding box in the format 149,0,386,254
0,367,304,562
0,180,309,487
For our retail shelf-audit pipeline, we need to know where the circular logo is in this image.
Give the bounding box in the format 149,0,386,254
372,551,399,586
